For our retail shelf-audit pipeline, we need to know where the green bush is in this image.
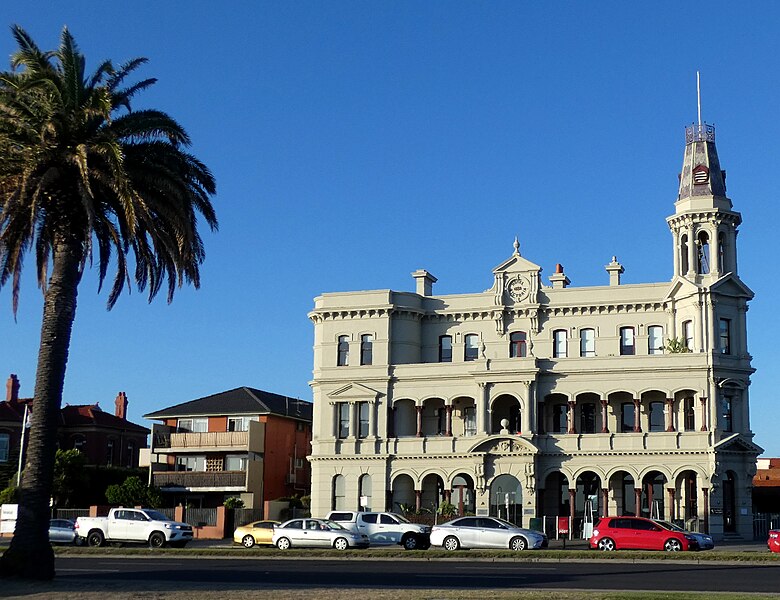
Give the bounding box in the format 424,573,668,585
105,476,161,507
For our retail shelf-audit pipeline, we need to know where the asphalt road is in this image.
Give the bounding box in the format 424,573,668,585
54,556,780,594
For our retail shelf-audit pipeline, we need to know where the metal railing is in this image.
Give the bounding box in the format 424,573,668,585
685,123,715,143
185,508,218,527
154,431,249,449
234,508,265,527
53,508,91,521
753,513,780,540
153,470,246,489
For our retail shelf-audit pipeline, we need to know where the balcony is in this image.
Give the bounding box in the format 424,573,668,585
152,420,265,453
153,470,246,490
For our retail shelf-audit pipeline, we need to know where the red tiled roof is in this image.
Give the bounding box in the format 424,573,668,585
60,405,149,433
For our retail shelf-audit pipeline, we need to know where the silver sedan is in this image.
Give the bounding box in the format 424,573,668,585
272,518,369,550
430,516,548,550
49,519,80,544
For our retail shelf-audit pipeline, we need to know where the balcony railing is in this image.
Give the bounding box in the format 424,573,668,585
154,430,249,450
153,470,246,489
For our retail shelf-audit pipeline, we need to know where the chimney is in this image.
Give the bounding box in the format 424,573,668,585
549,263,570,289
6,374,20,405
115,392,128,420
411,269,437,296
605,256,624,286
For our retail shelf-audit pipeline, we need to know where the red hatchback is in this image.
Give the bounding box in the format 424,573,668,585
590,516,696,552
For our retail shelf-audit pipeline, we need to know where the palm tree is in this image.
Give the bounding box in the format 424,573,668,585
0,26,217,579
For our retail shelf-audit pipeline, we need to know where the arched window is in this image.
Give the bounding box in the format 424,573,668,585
464,334,479,361
648,326,664,355
552,329,567,358
680,234,689,274
684,397,696,431
697,231,710,274
439,335,452,363
360,334,373,365
718,231,726,272
509,332,527,358
580,328,595,357
337,336,350,366
332,475,346,510
683,320,694,351
619,327,635,356
359,474,373,511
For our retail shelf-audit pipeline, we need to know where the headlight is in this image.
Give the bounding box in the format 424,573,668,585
592,529,599,536
684,535,696,541
163,523,172,529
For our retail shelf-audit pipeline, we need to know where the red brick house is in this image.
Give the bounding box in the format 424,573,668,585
144,387,312,509
0,374,149,487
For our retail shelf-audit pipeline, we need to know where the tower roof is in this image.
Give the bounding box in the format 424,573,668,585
676,123,733,213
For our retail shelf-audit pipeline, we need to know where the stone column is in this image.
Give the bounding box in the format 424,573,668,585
521,381,532,435
568,488,576,527
646,483,654,518
600,398,609,433
445,405,453,437
415,490,422,512
444,490,451,504
416,405,423,437
699,397,708,431
667,488,676,521
634,488,642,516
351,402,359,438
567,400,577,434
665,397,675,432
601,488,609,517
702,488,710,533
633,398,642,433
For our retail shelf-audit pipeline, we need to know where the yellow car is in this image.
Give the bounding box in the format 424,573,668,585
233,520,280,548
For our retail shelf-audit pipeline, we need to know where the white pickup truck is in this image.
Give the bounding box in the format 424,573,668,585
75,508,193,548
325,511,431,550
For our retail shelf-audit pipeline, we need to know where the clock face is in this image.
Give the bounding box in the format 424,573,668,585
507,275,531,302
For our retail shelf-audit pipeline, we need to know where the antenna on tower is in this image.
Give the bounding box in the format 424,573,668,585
696,71,702,126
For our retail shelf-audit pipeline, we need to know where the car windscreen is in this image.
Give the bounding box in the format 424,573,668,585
655,520,683,532
392,513,411,523
323,520,345,530
143,510,171,521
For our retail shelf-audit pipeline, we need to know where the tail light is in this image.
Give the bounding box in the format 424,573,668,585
770,531,779,539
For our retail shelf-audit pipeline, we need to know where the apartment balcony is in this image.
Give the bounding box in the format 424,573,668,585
153,461,263,492
152,420,265,453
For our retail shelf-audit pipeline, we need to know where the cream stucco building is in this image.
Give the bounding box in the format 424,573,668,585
308,122,761,540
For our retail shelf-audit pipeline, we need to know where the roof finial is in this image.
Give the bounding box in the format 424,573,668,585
697,71,702,127
513,237,520,255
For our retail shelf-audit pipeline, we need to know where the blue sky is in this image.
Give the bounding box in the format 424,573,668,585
1,3,778,454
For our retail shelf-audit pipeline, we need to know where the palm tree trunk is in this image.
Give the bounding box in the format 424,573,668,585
0,239,82,580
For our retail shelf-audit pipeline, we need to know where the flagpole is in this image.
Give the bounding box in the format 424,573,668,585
697,71,702,127
16,403,28,487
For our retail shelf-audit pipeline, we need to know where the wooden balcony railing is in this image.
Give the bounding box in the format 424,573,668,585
153,470,246,489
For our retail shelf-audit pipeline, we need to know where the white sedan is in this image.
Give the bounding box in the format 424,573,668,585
272,518,369,550
430,516,548,550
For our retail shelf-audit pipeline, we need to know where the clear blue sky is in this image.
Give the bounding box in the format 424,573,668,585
1,3,778,454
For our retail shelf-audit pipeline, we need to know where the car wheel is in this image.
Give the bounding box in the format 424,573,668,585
402,534,419,550
664,538,682,552
242,535,255,548
443,536,460,551
276,537,291,550
87,531,104,547
149,532,166,549
597,537,616,551
333,537,349,551
510,536,527,551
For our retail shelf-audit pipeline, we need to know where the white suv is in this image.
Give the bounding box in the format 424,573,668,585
325,511,431,550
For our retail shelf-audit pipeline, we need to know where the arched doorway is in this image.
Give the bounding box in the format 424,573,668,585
491,394,521,434
450,474,475,516
358,474,372,511
723,471,737,533
393,400,416,437
391,474,415,513
575,471,601,518
641,471,667,519
489,474,522,525
420,473,444,513
676,470,699,524
608,470,635,516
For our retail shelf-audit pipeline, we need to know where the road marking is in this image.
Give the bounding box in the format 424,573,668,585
59,568,120,573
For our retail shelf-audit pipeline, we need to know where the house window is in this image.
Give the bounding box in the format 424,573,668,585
620,403,635,433
225,454,248,471
649,402,664,432
721,395,733,432
464,334,479,361
552,404,567,433
337,335,350,366
126,441,135,468
439,335,452,363
177,418,207,433
0,433,9,462
358,402,369,439
580,403,596,434
553,329,567,358
580,328,595,357
176,455,205,471
106,439,115,466
338,403,350,439
463,407,476,436
683,320,694,351
509,332,527,358
359,474,373,510
648,326,664,355
437,407,447,435
360,334,373,366
228,417,248,432
684,397,695,431
619,327,635,356
719,319,731,354
72,435,86,452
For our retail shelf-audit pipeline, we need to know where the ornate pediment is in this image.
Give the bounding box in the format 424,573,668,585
710,274,754,299
714,433,763,455
469,436,538,455
326,383,383,402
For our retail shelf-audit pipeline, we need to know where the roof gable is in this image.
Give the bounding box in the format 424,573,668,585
710,274,754,299
714,432,763,455
326,383,383,401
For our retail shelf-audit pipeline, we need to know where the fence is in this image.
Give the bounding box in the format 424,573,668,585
53,508,90,521
185,507,218,527
753,513,780,540
234,508,264,527
156,508,176,521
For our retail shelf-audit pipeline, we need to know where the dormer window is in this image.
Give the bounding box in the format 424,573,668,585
692,164,709,185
